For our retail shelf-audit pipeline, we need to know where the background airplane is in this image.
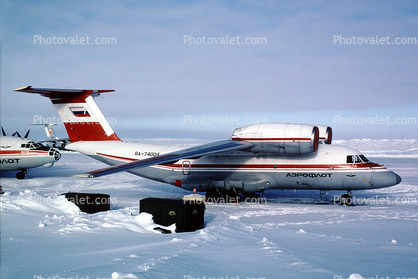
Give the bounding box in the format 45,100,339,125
30,124,70,150
16,86,401,204
0,127,61,179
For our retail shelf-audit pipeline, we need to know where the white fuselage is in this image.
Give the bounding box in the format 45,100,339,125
66,140,400,193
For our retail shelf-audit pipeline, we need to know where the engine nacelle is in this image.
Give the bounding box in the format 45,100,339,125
232,123,319,155
316,125,332,144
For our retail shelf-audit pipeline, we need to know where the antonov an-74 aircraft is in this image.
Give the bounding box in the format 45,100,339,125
16,86,401,204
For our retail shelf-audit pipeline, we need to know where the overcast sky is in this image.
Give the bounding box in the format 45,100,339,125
1,0,417,141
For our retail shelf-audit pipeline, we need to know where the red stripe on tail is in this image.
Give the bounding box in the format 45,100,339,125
64,122,120,142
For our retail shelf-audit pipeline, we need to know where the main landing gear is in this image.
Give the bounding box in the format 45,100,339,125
339,191,354,206
16,169,27,179
205,188,241,203
205,188,221,201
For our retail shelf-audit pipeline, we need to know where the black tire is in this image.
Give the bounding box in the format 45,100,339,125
16,172,25,179
224,190,239,203
340,194,352,206
205,188,221,203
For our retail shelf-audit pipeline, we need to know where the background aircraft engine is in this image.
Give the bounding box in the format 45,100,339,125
232,123,319,155
316,125,332,144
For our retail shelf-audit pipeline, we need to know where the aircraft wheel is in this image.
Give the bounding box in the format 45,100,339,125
339,194,352,206
224,190,239,203
205,189,221,202
16,172,25,179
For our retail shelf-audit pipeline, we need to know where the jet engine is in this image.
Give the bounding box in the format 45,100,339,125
316,125,332,144
232,123,319,155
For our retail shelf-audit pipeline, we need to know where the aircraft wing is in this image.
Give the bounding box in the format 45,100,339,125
75,140,253,178
40,138,70,143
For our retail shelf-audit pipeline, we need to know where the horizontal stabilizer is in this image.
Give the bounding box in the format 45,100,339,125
14,86,114,96
75,140,253,178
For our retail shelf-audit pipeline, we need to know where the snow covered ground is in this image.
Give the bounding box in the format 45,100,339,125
1,139,417,279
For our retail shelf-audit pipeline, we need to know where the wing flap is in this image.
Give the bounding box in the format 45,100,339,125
75,140,253,178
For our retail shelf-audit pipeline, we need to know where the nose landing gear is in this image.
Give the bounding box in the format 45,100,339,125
16,169,27,179
339,191,354,206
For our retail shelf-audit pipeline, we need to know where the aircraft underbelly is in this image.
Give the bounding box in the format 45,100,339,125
0,154,54,171
0,157,19,170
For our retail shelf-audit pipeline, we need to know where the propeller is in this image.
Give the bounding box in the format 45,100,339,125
2,128,30,138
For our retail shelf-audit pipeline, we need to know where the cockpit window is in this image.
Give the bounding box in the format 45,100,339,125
355,155,363,163
347,154,369,164
31,142,41,148
21,141,44,149
359,155,369,162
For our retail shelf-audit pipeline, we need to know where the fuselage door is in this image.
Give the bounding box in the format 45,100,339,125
182,160,191,175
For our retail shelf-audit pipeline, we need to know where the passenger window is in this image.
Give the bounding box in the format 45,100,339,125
346,155,353,163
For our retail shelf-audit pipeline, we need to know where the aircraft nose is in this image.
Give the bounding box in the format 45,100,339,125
54,150,61,161
395,174,402,185
371,170,402,189
49,149,61,161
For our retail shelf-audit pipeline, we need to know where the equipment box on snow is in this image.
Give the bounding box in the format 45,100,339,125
64,192,110,214
140,198,205,233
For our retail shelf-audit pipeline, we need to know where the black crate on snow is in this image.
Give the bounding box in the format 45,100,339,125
140,198,205,233
63,192,110,214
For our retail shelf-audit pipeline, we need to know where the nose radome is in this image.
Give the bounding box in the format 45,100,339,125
50,148,61,161
55,150,61,161
395,174,402,185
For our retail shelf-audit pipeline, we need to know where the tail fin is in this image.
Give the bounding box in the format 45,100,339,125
15,86,121,142
29,124,59,139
